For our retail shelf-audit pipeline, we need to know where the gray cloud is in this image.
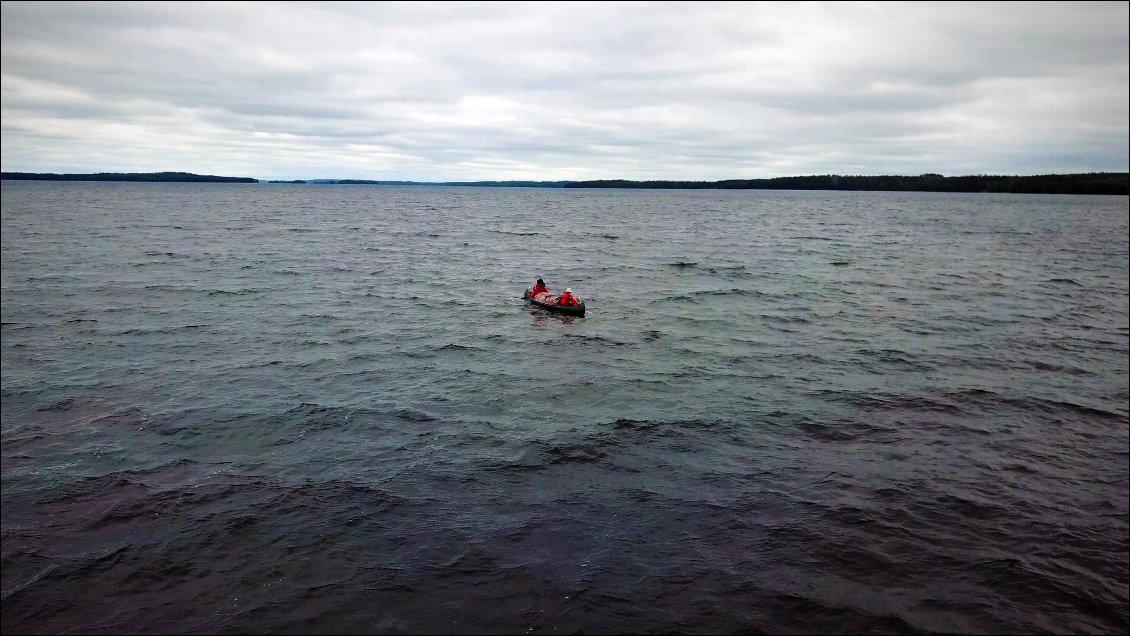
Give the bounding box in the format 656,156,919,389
2,1,1126,180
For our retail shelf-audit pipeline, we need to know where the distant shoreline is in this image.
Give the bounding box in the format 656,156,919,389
0,171,257,183
566,173,1130,195
3,171,1126,194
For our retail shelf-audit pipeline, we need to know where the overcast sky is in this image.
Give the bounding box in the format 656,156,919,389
2,1,1127,181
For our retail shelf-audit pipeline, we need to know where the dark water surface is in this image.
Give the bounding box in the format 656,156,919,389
2,181,1127,635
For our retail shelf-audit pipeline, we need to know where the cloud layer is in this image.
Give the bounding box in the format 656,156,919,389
2,1,1127,181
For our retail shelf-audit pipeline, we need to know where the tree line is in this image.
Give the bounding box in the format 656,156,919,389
5,171,1126,194
1,171,258,183
564,173,1128,195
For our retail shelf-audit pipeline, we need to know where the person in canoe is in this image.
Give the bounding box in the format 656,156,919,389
558,287,580,306
529,278,549,298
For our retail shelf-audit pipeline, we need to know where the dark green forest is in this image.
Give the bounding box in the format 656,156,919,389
565,173,1129,195
1,171,257,183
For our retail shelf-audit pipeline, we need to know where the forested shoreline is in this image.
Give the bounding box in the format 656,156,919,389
1,171,257,183
564,173,1129,195
3,171,1126,194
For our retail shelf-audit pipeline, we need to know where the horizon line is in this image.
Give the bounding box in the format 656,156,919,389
4,169,1130,183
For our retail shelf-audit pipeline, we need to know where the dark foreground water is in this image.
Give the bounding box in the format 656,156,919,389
2,181,1127,635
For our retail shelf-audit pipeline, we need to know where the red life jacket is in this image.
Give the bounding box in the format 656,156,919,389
559,291,578,305
530,282,548,297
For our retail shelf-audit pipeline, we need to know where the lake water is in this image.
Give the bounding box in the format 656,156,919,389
2,181,1127,634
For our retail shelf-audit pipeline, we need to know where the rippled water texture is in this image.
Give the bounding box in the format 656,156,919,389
2,181,1128,634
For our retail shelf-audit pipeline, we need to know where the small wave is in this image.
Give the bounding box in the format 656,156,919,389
653,288,764,304
437,343,485,352
689,288,764,298
761,314,811,325
942,389,1127,420
544,443,607,464
297,313,341,322
562,333,631,347
854,348,935,372
117,325,207,335
1030,360,1094,376
36,396,108,413
704,265,754,279
393,409,437,422
2,432,47,453
142,251,195,259
609,418,665,433
811,389,964,415
1029,397,1125,420
206,289,263,296
653,294,698,304
930,492,1009,521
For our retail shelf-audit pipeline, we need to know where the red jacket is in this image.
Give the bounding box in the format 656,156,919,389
558,291,579,305
530,282,548,297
